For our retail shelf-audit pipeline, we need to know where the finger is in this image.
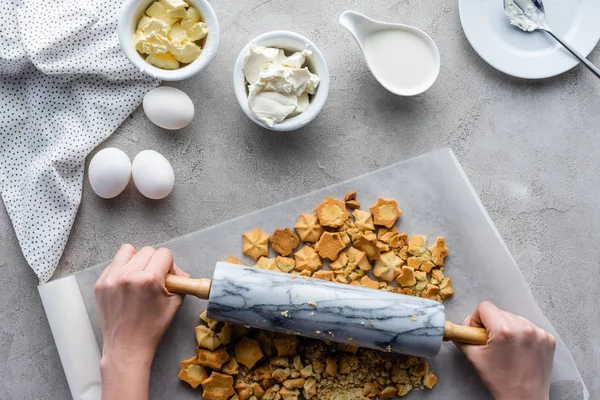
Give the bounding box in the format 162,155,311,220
454,302,503,354
124,246,156,272
112,244,138,267
99,244,137,282
454,314,487,354
463,315,484,329
145,247,174,278
171,263,190,278
470,301,507,332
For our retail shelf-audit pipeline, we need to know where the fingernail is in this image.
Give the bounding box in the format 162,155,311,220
463,315,471,324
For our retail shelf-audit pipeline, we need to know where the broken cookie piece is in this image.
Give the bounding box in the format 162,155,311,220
293,245,322,272
201,371,235,400
178,356,208,389
276,256,296,273
378,227,399,243
439,277,454,299
299,269,312,277
315,231,346,260
430,268,444,285
330,251,348,272
271,228,300,256
422,284,440,300
370,198,402,228
217,324,232,345
274,334,300,356
431,237,449,266
200,310,220,331
344,191,360,209
360,275,380,290
242,227,270,260
396,266,417,287
223,255,245,265
279,387,301,400
353,233,380,261
196,346,230,370
423,372,438,389
325,357,338,377
221,357,240,375
347,246,371,271
302,377,317,398
345,199,360,210
352,209,375,231
315,196,349,228
255,257,279,271
407,235,427,257
235,337,264,369
312,270,335,281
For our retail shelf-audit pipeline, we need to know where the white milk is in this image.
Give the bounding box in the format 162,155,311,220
363,29,437,94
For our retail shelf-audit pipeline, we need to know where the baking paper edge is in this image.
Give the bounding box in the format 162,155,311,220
447,150,589,400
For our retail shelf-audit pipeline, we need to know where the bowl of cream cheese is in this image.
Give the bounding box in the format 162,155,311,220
118,0,219,81
233,31,330,132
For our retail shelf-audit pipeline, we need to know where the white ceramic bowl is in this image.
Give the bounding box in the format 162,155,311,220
118,0,219,81
233,31,330,132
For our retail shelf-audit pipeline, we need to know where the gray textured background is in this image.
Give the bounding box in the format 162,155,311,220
0,0,598,399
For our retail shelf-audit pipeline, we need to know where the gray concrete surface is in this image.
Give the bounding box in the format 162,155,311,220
1,0,598,398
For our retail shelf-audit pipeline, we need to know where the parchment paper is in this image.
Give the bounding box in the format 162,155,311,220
73,148,587,399
38,276,102,400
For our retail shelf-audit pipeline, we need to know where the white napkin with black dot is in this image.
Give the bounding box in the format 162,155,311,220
0,0,159,282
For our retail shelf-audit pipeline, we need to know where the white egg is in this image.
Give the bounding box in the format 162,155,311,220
88,148,131,199
143,86,195,130
131,150,175,200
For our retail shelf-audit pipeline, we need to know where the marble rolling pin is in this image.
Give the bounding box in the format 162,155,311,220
165,262,488,358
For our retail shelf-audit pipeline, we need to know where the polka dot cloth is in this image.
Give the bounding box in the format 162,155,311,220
0,0,159,282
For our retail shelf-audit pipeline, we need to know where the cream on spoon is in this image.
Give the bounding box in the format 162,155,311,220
339,10,440,96
503,0,600,78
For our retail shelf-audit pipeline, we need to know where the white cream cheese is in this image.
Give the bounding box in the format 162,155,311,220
504,0,544,32
244,44,320,127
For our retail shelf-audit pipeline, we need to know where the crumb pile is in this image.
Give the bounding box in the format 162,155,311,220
179,193,452,399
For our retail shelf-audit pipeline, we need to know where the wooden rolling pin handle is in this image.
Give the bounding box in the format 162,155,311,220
443,321,489,345
165,274,211,300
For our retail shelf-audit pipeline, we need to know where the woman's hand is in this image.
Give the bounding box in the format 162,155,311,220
95,244,189,400
455,301,556,400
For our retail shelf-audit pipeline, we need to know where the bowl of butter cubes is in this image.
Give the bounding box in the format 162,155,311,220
118,0,219,81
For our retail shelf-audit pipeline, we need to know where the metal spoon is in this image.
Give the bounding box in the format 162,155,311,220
504,0,600,78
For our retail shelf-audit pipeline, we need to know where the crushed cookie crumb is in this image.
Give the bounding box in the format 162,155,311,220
181,194,448,399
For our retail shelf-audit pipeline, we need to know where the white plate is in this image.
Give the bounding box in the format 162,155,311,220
459,0,600,79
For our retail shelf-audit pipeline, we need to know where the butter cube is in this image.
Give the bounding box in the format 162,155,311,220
137,16,170,36
181,6,200,30
161,0,188,18
187,21,208,41
161,0,188,10
168,23,188,44
146,2,178,25
170,40,201,63
146,52,180,69
134,31,169,55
